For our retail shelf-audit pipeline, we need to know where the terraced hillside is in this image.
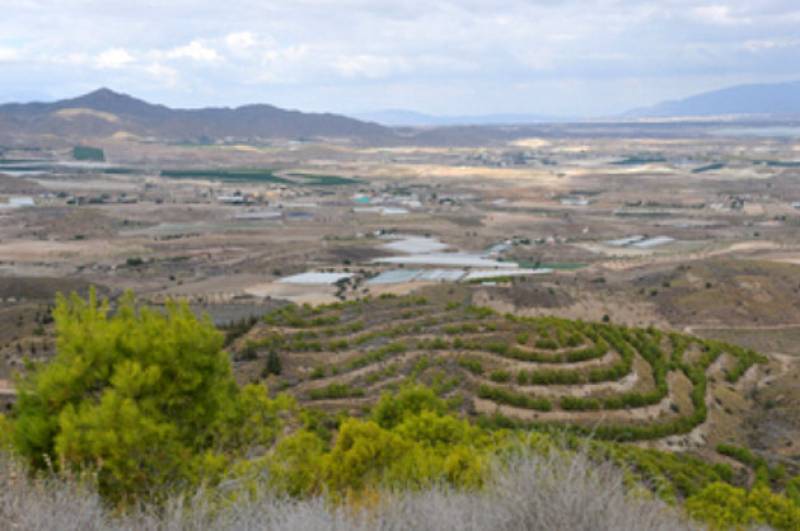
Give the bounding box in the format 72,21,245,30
232,287,766,444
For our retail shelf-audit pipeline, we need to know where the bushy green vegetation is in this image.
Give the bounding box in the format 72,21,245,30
308,383,365,400
457,356,484,375
686,482,800,530
11,290,293,504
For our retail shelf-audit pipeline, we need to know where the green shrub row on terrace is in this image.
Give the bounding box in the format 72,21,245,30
263,300,603,350
477,341,743,442
477,384,552,411
308,383,365,400
716,443,793,487
254,296,764,433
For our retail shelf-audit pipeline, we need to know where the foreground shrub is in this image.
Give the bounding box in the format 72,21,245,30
0,447,689,531
12,290,293,504
686,482,800,530
268,389,494,498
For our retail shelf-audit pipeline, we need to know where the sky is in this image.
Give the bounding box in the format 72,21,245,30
1,0,799,117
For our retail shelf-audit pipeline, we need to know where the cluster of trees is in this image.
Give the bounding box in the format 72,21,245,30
267,386,493,499
686,482,800,530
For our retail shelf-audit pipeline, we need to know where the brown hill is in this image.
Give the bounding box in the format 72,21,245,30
0,88,395,144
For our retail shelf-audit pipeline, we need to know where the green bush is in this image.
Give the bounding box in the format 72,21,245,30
489,370,511,383
308,383,364,400
13,290,293,504
458,357,484,375
266,351,282,376
686,482,800,530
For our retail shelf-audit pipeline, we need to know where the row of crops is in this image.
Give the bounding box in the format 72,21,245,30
244,293,765,442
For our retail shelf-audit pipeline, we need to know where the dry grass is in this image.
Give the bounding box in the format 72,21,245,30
1,449,690,531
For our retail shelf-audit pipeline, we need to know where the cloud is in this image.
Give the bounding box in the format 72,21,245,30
742,37,800,52
95,48,135,69
0,47,22,62
1,0,800,114
145,62,180,87
690,4,752,26
166,40,221,62
333,54,410,79
226,32,257,51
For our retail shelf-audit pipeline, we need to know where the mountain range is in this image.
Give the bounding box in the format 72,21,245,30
0,80,798,145
626,80,800,119
360,80,800,125
0,88,392,144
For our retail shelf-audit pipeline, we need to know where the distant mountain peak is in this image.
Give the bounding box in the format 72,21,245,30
86,87,121,98
628,80,800,118
70,87,138,104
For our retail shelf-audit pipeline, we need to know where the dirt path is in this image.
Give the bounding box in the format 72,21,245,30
757,353,795,390
683,323,800,334
0,379,15,396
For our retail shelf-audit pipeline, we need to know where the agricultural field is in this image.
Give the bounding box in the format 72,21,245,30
227,288,774,450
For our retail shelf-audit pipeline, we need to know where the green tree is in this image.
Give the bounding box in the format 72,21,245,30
371,384,447,429
266,350,282,376
13,289,291,504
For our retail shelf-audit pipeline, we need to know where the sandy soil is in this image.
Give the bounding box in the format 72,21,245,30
0,379,15,395
474,288,669,329
0,239,143,261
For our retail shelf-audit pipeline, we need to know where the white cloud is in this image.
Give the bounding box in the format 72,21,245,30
333,54,410,79
691,5,750,26
0,47,21,62
62,52,90,65
145,62,179,87
1,0,800,114
742,38,800,52
95,48,134,69
166,40,220,62
226,32,257,51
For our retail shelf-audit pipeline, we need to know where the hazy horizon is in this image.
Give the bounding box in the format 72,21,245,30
2,1,800,117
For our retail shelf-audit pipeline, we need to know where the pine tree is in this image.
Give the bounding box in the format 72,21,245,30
267,350,282,375
12,288,293,504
